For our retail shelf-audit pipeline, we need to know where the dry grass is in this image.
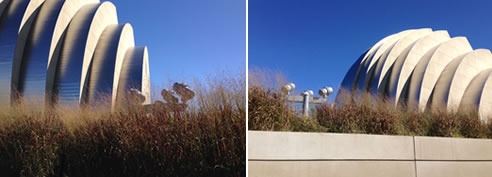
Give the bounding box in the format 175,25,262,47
248,67,288,90
248,86,326,132
248,85,492,139
0,74,245,177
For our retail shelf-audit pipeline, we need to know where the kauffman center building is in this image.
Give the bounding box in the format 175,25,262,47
336,28,492,120
0,0,150,108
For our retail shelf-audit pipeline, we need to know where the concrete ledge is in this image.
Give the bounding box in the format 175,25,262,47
417,161,492,177
415,136,492,160
249,131,492,177
248,131,414,160
249,161,415,177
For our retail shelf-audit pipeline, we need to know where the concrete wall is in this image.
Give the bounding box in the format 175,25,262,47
249,131,492,177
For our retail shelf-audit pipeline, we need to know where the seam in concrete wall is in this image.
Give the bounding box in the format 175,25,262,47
413,136,418,177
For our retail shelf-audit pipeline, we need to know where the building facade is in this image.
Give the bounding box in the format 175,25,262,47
336,28,492,121
0,0,150,108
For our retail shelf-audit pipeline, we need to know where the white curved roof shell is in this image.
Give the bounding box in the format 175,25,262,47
337,28,492,121
0,0,150,109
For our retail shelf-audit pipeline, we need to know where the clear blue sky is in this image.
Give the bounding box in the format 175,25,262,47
249,0,492,101
110,0,245,87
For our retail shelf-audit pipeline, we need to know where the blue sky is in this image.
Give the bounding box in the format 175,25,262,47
249,0,492,102
111,0,245,88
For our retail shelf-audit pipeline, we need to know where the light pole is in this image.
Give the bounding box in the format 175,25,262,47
281,83,334,117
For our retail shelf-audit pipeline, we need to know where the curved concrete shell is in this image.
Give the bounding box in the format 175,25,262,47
13,0,97,105
19,0,43,31
354,30,415,96
407,37,472,111
353,33,399,93
337,28,492,120
459,69,492,121
366,29,432,95
52,2,118,106
377,29,432,92
335,50,366,104
116,46,151,105
0,0,31,105
84,24,134,108
392,31,450,103
478,75,492,121
0,0,10,20
0,0,150,109
430,49,492,112
48,0,99,67
366,30,415,72
18,0,43,33
361,31,406,92
13,0,65,104
362,37,399,94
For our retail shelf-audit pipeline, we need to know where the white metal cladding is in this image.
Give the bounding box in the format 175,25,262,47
0,0,150,109
336,28,492,121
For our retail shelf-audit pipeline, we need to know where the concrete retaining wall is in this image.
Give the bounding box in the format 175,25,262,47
249,131,492,177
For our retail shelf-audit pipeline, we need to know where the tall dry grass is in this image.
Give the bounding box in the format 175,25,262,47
248,67,288,90
248,86,326,132
0,73,245,177
248,69,492,138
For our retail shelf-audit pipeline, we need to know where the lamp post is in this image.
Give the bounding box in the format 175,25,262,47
282,83,334,117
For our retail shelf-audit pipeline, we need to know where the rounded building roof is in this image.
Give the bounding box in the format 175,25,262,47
0,0,150,109
336,28,492,121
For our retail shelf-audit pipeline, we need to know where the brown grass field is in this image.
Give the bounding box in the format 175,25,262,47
0,73,245,177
